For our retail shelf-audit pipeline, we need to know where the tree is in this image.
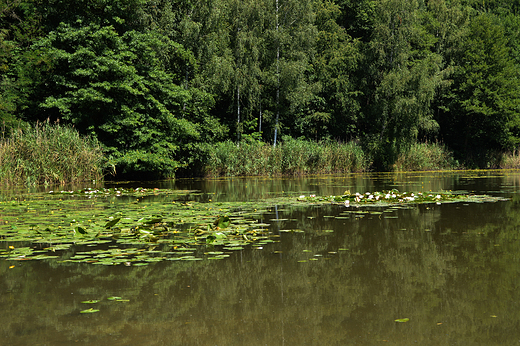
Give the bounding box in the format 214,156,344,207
0,0,42,130
306,0,361,141
21,22,213,177
34,0,148,31
334,0,375,41
437,13,520,165
359,0,449,169
261,0,318,145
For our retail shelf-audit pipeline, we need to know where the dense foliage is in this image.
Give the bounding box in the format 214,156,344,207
1,0,520,176
0,120,104,185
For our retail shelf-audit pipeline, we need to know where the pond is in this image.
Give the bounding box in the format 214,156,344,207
1,171,520,345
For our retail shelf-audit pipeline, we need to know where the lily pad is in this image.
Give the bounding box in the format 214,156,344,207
395,318,410,323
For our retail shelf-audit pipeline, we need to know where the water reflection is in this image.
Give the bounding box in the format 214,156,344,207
1,171,520,345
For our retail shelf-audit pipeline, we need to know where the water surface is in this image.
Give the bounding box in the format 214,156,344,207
2,171,520,345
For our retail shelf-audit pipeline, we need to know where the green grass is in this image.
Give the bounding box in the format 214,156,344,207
201,139,465,177
0,121,105,186
500,151,520,169
202,137,370,176
393,143,460,171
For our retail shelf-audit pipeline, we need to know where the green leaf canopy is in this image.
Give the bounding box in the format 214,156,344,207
24,21,213,177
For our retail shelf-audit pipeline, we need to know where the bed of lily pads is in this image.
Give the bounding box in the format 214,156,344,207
297,188,507,206
0,187,289,265
0,187,507,265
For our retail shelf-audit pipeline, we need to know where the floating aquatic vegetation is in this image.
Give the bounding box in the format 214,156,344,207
47,187,197,198
395,318,410,323
0,187,285,264
297,189,508,206
0,186,508,266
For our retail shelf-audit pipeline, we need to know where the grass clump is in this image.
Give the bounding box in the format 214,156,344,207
202,136,369,176
393,143,460,171
0,121,105,186
499,151,520,169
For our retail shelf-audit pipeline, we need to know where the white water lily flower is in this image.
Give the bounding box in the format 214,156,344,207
299,195,305,199
368,195,373,200
435,195,441,199
344,200,350,207
385,194,390,199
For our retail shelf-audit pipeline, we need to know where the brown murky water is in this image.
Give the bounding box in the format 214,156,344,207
2,171,520,345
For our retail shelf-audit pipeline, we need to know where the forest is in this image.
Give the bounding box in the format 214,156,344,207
1,0,520,180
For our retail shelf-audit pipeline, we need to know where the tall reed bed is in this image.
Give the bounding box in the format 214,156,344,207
203,137,369,176
393,143,460,171
0,121,105,185
500,151,520,169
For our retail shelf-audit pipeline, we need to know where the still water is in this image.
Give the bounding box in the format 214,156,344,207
2,171,520,345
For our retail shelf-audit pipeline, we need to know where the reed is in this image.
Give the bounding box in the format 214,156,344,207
500,151,520,169
0,121,105,186
393,142,459,171
202,137,370,176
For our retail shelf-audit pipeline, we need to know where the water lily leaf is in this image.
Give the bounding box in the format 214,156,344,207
107,296,122,301
214,215,231,229
81,300,100,304
139,217,163,225
395,318,410,323
80,308,100,314
104,218,121,229
206,231,227,243
76,226,87,234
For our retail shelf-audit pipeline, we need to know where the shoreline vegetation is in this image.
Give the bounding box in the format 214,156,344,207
2,2,520,184
3,123,520,186
0,122,104,186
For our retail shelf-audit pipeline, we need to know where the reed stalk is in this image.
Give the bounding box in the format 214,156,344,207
0,121,104,186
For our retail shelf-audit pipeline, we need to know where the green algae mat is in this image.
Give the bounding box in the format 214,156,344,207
0,187,507,265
